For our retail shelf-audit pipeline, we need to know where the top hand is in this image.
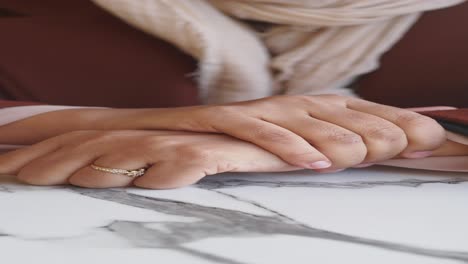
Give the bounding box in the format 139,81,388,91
132,95,447,171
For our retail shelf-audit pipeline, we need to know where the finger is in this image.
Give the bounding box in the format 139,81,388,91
0,137,64,175
307,108,408,163
346,98,446,157
133,161,206,189
0,131,96,175
264,114,367,169
212,115,331,170
69,153,152,188
17,146,101,186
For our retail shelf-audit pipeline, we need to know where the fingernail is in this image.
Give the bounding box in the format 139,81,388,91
308,161,332,169
404,151,433,159
354,163,374,168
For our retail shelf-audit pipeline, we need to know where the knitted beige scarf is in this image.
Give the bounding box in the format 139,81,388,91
92,0,465,104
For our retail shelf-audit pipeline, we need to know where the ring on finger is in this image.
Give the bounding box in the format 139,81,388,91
90,164,147,178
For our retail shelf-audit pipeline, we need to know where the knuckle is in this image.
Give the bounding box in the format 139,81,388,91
365,125,405,143
413,116,445,134
397,113,446,147
396,112,432,126
364,136,408,163
319,134,367,167
328,131,363,145
253,127,293,143
358,125,408,162
321,131,367,168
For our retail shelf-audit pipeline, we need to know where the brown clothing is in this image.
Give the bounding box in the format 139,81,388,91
0,0,198,108
0,0,467,109
422,109,468,136
356,1,468,108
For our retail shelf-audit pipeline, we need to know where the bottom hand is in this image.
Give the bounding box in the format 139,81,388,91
0,130,298,189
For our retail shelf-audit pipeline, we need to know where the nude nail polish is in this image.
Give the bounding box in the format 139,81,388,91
309,161,332,169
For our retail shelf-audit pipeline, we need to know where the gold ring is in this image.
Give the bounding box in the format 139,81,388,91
90,164,147,178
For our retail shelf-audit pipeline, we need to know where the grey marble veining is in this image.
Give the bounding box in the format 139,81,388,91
195,177,468,190
1,168,468,264
69,187,468,263
0,185,12,193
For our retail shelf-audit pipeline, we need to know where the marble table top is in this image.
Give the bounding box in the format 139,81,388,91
1,166,468,264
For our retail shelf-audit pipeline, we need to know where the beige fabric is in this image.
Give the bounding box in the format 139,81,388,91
91,0,465,104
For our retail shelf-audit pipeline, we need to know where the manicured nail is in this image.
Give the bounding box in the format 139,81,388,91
308,161,332,169
404,151,433,159
354,163,374,168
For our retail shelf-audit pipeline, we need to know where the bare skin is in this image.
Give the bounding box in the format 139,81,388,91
0,130,299,189
0,129,466,189
1,95,467,188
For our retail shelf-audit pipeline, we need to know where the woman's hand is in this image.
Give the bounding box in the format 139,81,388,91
1,95,448,171
132,95,447,171
0,130,298,189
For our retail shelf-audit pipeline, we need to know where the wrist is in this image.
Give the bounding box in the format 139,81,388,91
0,108,114,144
115,106,214,132
0,105,213,145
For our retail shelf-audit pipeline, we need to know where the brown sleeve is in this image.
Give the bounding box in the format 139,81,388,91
421,109,468,126
0,0,199,109
420,108,468,136
355,1,468,108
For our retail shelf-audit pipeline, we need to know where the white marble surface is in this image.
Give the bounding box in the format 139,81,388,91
1,166,468,264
